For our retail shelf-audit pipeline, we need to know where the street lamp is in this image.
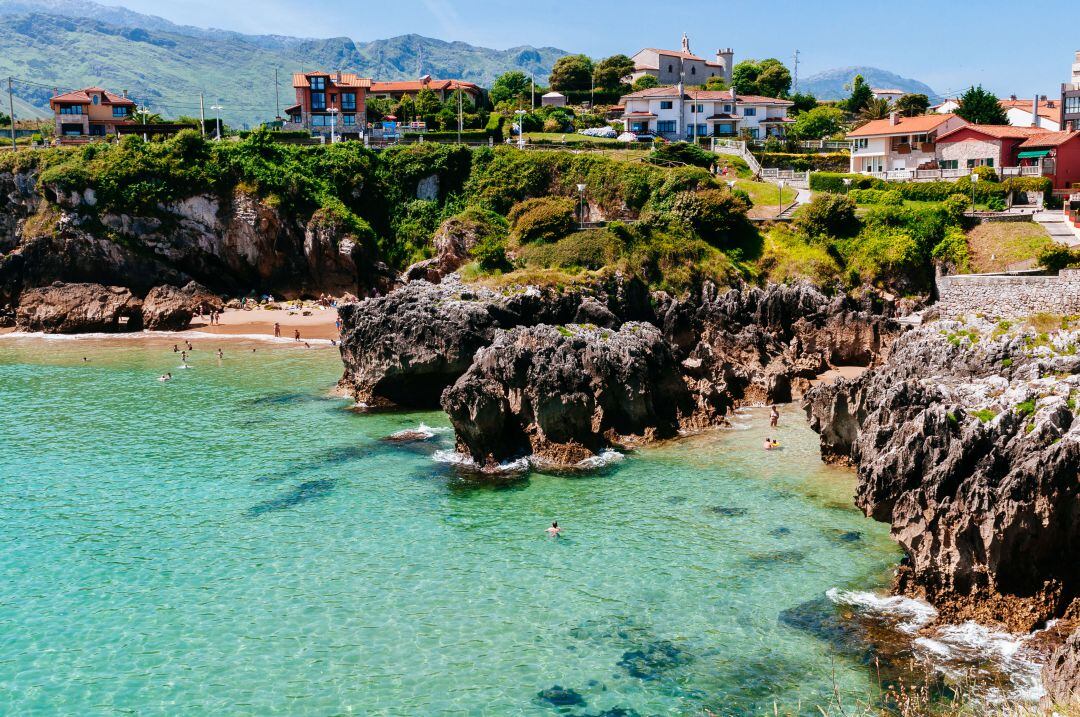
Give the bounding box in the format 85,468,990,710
328,107,339,144
778,179,787,215
515,110,527,149
726,180,737,192
576,183,587,229
970,172,980,212
842,177,852,193
210,105,223,140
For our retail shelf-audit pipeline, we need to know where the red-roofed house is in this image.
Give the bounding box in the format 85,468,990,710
934,125,1053,174
846,112,968,174
628,34,733,86
49,86,135,139
619,86,792,140
1015,131,1080,192
283,71,372,138
368,76,483,104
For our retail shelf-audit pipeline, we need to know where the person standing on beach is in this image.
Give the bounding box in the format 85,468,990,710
294,329,301,342
274,322,281,338
770,405,780,428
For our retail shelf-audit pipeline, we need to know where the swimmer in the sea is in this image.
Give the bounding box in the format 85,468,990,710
158,372,172,381
546,521,561,537
217,348,223,359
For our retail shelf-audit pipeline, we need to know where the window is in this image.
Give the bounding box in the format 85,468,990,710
113,106,128,117
92,94,100,105
966,158,994,168
667,64,673,73
342,114,355,126
743,107,757,117
310,76,326,91
657,120,676,133
940,160,958,170
59,105,83,115
749,128,759,139
311,92,326,110
723,104,731,113
693,103,704,113
310,114,333,126
1065,96,1080,114
341,92,357,111
660,101,673,110
690,66,696,75
912,134,928,145
853,138,869,150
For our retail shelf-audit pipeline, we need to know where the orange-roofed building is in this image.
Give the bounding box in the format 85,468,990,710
283,71,372,138
368,76,483,104
49,86,136,139
846,112,968,174
934,124,1053,173
1016,131,1080,191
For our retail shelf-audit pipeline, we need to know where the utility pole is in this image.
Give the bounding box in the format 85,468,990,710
199,93,206,136
7,77,16,150
531,75,535,110
274,68,281,119
792,49,800,93
211,105,223,140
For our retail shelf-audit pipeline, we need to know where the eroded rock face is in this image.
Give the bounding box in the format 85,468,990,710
1044,627,1080,706
805,318,1080,630
441,323,692,465
402,214,493,283
16,282,143,333
336,275,652,408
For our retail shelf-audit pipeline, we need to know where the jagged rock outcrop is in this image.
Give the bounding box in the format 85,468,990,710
140,282,224,331
336,275,652,408
442,323,693,465
16,282,143,333
402,214,489,283
1044,627,1080,705
805,318,1080,631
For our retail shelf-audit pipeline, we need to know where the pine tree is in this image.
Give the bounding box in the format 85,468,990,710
955,86,1009,125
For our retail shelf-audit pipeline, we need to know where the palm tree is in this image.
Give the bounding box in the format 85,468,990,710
131,107,163,125
858,98,892,123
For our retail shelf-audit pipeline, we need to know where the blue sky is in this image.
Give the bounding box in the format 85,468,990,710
112,0,1076,97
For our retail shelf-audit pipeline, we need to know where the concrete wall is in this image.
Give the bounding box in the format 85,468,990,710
935,269,1080,318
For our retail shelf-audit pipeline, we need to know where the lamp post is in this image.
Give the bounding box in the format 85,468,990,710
210,105,223,140
726,180,737,193
778,179,786,215
576,183,587,229
842,177,852,194
970,172,979,212
515,110,527,149
327,107,339,144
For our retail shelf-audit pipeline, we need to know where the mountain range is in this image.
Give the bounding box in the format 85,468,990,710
798,66,939,102
0,0,940,127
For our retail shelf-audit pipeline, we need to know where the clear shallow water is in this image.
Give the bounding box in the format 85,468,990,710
0,335,903,716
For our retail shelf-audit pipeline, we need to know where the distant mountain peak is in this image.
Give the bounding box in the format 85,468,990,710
799,66,939,101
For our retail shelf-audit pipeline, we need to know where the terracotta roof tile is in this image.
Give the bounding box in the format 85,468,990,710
643,48,705,61
1019,131,1080,148
937,124,1051,141
999,99,1061,123
847,113,962,137
292,72,371,89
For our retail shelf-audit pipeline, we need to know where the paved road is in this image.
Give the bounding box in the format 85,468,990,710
1033,212,1080,247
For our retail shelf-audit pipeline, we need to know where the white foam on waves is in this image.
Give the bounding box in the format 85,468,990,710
432,448,623,473
389,423,450,440
826,588,937,633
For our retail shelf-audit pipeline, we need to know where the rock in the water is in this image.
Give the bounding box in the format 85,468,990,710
15,282,143,333
441,322,693,466
141,285,195,331
536,685,585,707
1044,627,1080,706
805,317,1080,630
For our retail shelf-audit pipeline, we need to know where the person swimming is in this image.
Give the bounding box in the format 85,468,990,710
763,438,780,450
173,344,179,353
546,521,562,537
216,348,223,359
158,372,172,382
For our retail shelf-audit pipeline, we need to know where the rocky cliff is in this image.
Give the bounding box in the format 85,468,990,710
338,276,900,465
805,317,1080,631
0,165,392,308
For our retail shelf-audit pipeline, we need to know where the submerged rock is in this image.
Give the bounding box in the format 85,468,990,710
536,685,586,707
15,282,143,333
805,318,1080,630
441,323,693,466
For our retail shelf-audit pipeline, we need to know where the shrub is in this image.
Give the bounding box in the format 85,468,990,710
1038,245,1080,271
648,141,718,169
849,188,903,206
1015,399,1036,417
971,165,999,183
972,408,996,423
668,188,751,246
943,194,969,221
809,172,886,193
931,226,971,273
518,228,624,270
793,193,859,239
757,226,843,285
507,196,577,246
986,194,1007,211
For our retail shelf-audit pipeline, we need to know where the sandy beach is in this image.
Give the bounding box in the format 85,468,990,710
188,306,340,341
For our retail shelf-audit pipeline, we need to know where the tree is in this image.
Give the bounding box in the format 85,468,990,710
703,76,730,91
131,107,163,124
0,110,9,127
788,92,818,115
632,75,660,92
490,71,532,105
858,98,892,122
791,106,845,139
731,58,791,97
844,75,873,113
366,97,393,122
414,88,442,125
956,85,1009,125
549,54,594,92
894,93,930,117
593,54,635,91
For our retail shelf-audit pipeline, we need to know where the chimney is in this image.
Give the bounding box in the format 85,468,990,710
335,71,342,83
1032,95,1040,127
1010,94,1017,101
122,89,128,98
889,111,898,126
729,86,736,102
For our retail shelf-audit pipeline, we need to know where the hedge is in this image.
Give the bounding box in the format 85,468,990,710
755,152,848,172
809,172,1053,201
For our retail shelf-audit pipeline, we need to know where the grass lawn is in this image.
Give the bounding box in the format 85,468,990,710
736,179,799,219
966,221,1054,273
524,132,624,144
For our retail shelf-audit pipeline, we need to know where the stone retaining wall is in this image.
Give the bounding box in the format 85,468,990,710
935,269,1080,318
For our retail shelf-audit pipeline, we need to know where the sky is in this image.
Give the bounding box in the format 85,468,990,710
109,0,1077,97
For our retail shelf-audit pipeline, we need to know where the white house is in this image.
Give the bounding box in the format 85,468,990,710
846,112,968,173
620,86,793,140
934,96,1062,131
872,88,906,102
628,34,734,87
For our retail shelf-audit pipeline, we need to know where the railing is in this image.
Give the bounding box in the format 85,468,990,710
760,168,809,182
711,138,762,176
862,166,1047,182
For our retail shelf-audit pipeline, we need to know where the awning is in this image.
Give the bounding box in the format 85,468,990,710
1017,150,1050,159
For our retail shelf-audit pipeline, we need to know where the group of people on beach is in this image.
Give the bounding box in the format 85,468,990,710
203,310,222,326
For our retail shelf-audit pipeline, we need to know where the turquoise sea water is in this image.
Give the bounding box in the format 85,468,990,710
0,335,902,716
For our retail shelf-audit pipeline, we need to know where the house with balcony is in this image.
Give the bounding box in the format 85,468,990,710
619,86,793,140
368,76,483,105
628,34,734,87
49,86,135,140
283,71,371,138
934,124,1051,174
1015,131,1080,192
847,112,967,175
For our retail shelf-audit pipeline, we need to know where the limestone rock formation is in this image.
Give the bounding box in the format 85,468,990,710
140,284,216,331
402,213,499,283
805,318,1080,630
16,282,143,333
1044,627,1080,706
441,323,693,465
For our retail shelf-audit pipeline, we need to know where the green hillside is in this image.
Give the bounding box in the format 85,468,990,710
0,9,566,127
